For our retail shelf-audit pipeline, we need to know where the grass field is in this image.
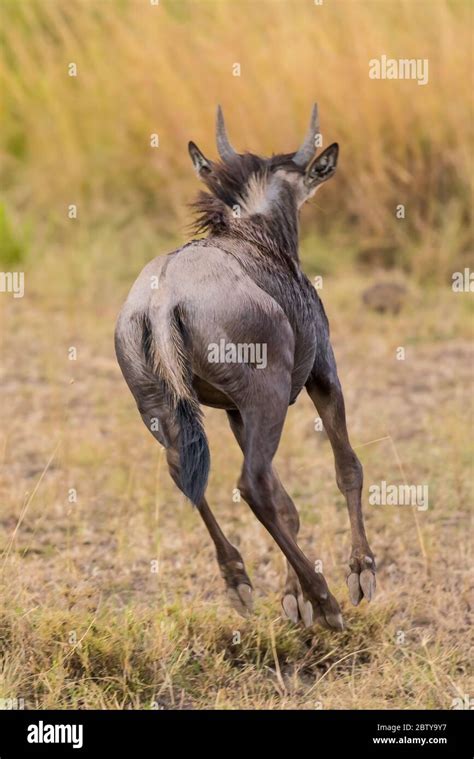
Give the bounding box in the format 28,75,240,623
0,0,472,280
0,0,472,711
0,263,472,709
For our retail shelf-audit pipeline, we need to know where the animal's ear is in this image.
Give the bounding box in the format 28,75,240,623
188,141,212,177
305,143,339,185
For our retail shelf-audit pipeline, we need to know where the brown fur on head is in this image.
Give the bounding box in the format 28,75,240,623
188,105,338,236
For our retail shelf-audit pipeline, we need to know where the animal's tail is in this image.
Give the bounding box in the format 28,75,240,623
115,304,210,506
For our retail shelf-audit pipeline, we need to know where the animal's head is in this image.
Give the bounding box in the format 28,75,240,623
188,104,338,222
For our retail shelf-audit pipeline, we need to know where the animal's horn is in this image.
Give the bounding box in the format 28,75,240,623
292,103,320,167
216,104,237,161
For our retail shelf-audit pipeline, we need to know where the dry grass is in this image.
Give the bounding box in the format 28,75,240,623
0,263,472,709
0,0,472,711
0,0,472,279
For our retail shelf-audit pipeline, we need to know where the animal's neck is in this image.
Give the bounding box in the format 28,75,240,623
192,184,300,266
240,190,300,263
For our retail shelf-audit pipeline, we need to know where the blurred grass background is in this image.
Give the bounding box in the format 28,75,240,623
0,0,472,284
0,0,473,710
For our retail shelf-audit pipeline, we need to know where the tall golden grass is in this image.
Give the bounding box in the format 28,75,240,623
0,1,472,711
0,0,472,279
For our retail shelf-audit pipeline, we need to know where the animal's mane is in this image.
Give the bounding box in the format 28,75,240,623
190,152,303,262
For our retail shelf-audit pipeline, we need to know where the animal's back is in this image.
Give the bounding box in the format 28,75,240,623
118,240,316,407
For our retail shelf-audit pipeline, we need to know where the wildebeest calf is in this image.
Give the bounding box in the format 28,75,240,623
115,105,376,630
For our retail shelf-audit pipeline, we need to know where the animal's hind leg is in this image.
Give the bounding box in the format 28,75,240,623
306,346,376,606
229,405,332,628
227,412,309,626
165,444,253,617
229,390,344,631
115,323,252,614
272,474,313,626
141,396,254,615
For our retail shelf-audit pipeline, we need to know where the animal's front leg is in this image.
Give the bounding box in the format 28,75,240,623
306,351,376,605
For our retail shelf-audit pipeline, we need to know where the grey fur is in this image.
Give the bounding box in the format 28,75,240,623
115,107,376,628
